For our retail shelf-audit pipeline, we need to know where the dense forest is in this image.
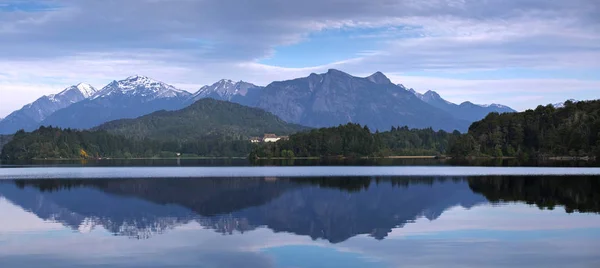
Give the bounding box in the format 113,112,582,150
4,99,598,160
449,100,600,158
0,134,13,151
250,123,458,158
0,126,254,160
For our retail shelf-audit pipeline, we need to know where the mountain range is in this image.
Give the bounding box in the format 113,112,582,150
0,70,516,134
188,70,515,131
0,83,97,133
40,76,192,130
407,87,515,122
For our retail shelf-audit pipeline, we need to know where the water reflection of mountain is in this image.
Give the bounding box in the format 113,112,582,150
2,177,488,242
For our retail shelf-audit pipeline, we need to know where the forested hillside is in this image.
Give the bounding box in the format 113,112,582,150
0,126,254,160
449,100,600,158
250,123,458,158
96,98,307,141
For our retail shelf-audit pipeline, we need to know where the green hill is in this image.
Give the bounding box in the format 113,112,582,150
1,99,309,160
95,98,308,141
449,99,600,158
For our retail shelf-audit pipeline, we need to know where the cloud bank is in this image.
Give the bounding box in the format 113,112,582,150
0,0,599,115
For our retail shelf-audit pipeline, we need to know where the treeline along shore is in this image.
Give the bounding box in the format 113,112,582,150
1,99,599,161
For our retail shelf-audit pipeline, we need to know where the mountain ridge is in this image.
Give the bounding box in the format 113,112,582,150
1,70,517,134
39,76,191,130
407,87,516,122
0,83,97,134
249,69,471,132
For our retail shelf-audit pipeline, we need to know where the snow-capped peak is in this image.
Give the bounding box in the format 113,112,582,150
480,103,509,109
191,79,258,101
47,83,97,103
75,83,97,98
92,75,190,100
463,102,516,112
52,83,96,98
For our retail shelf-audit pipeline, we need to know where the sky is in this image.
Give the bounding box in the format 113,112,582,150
0,0,599,117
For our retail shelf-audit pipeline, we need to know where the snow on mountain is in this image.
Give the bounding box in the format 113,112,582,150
553,99,577,108
190,79,259,101
40,76,193,130
406,88,514,111
0,83,97,134
479,103,512,109
48,83,97,103
93,75,190,101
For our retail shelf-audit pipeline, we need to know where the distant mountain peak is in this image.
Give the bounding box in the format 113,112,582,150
480,103,510,109
366,71,392,84
421,90,450,104
92,76,189,100
52,83,97,101
74,83,97,98
325,69,350,77
0,83,99,133
191,79,259,101
423,90,441,98
125,74,150,80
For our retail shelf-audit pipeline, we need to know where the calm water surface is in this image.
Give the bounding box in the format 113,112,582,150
0,163,599,267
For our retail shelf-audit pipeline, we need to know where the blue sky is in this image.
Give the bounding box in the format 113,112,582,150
0,0,599,117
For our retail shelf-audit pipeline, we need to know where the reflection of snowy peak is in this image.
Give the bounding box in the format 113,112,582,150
0,183,195,239
77,218,97,233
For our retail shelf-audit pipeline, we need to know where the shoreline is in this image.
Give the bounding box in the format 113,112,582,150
27,156,249,161
8,155,597,162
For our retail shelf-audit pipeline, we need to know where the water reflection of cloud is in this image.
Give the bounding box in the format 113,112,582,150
387,204,600,238
0,198,64,234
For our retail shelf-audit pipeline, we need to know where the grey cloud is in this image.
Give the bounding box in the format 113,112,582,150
0,0,598,64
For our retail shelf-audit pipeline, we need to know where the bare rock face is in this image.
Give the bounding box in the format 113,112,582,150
252,69,470,132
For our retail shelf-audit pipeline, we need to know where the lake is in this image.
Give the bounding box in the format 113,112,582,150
1,162,599,267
